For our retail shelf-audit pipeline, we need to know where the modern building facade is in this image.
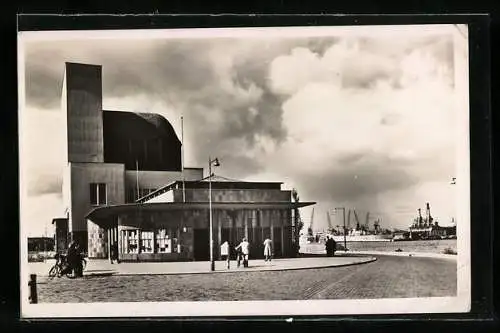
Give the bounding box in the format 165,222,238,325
54,62,314,261
59,62,203,251
86,177,314,261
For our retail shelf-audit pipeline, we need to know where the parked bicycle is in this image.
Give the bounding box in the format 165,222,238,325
48,253,86,279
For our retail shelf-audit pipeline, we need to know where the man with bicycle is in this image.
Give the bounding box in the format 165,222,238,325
65,241,83,277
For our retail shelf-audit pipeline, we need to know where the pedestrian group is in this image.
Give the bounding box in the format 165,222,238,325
219,237,273,269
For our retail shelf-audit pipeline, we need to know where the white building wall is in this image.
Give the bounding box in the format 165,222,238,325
70,162,125,232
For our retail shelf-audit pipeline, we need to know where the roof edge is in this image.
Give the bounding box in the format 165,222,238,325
86,201,316,220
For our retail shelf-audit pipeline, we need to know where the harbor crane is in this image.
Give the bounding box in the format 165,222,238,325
425,202,434,226
373,219,380,234
308,207,315,235
353,209,361,230
326,211,333,233
346,209,351,230
304,208,314,242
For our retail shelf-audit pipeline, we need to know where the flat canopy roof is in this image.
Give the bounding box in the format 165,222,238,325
51,217,68,224
86,201,316,221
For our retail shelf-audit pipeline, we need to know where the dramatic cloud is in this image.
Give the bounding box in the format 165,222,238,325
23,37,333,181
20,29,461,235
250,35,457,228
20,108,65,197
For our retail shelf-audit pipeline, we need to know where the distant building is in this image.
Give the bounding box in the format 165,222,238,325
53,62,314,261
28,237,54,252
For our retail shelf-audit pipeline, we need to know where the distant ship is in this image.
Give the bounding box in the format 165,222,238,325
323,209,393,243
401,203,457,241
331,233,393,243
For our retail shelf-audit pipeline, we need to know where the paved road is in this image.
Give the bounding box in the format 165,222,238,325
35,254,456,303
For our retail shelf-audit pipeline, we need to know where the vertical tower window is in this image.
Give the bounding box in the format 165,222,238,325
90,183,107,205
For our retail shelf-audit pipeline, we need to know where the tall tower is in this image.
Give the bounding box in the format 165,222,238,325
61,62,106,249
62,62,104,163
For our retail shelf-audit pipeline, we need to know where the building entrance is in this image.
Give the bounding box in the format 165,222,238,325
193,228,210,261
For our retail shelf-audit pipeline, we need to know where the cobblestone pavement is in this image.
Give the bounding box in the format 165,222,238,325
35,254,456,303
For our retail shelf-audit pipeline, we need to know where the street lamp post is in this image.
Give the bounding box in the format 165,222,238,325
334,207,347,251
208,156,220,271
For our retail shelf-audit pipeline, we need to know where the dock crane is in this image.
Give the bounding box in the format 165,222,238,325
425,202,434,227
353,209,361,230
346,209,351,230
326,211,333,233
365,211,370,231
373,218,380,234
306,208,314,241
309,208,315,232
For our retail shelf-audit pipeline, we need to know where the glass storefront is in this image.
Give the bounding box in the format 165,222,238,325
140,231,154,253
121,230,139,254
120,228,181,255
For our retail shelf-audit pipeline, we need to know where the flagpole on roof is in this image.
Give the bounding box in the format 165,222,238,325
136,159,140,200
181,116,186,203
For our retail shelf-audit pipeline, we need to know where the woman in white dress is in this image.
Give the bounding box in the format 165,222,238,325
263,238,272,262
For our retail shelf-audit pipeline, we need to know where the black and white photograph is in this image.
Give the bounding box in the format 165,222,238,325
18,24,471,317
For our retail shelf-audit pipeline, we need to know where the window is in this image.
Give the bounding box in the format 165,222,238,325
90,183,106,205
122,230,139,254
140,231,154,253
156,229,171,253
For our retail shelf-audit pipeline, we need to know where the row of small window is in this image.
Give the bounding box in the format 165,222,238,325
120,229,179,254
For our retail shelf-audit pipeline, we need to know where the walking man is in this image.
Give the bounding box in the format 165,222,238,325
220,240,230,269
235,238,250,268
65,240,83,277
110,242,119,264
325,235,331,257
236,246,243,268
263,237,273,263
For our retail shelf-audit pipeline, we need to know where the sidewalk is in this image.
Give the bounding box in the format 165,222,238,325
28,255,376,277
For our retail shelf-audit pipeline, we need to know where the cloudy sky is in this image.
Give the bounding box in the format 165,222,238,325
19,26,467,236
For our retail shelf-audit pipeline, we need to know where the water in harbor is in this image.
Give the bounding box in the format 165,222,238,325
301,239,457,255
